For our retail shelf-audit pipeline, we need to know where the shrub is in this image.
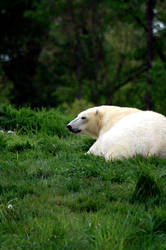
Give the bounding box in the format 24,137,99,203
0,104,70,136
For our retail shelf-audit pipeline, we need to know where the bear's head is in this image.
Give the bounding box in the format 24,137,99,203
67,107,102,139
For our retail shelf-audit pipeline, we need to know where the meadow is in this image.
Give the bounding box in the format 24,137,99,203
1,104,166,249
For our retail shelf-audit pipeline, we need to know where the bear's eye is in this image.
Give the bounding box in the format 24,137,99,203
81,117,86,120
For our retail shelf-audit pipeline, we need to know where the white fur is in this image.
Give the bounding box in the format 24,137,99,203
67,106,166,160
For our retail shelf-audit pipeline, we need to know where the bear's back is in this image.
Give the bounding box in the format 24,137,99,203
99,111,166,159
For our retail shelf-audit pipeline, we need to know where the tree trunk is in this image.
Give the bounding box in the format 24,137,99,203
67,0,83,99
145,0,155,110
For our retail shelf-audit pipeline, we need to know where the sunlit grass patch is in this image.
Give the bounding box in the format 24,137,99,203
0,104,70,136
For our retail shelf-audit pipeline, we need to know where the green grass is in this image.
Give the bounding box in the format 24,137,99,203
1,105,166,249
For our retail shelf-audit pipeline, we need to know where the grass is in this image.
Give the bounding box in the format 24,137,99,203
0,104,166,249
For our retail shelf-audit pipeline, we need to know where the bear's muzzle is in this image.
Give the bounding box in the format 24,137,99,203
66,124,81,133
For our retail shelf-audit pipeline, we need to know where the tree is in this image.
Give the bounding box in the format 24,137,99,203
0,0,166,112
0,0,48,106
145,0,155,110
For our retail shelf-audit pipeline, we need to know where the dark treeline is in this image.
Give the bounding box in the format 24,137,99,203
0,0,166,113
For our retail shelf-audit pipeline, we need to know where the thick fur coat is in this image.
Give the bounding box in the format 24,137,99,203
67,106,166,160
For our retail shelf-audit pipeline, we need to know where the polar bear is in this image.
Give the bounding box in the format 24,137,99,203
67,106,166,160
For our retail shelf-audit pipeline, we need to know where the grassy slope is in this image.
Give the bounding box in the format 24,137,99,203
0,105,166,249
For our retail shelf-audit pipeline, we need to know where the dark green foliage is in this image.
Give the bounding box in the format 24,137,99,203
0,0,166,111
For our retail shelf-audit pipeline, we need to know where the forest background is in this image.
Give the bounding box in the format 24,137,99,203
0,0,166,114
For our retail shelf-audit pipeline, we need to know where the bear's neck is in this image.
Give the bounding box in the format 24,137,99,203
98,108,140,138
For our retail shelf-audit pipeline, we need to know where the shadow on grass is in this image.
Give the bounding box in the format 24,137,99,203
0,184,34,200
131,174,162,204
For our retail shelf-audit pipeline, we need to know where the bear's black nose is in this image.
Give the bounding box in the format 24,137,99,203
67,124,72,131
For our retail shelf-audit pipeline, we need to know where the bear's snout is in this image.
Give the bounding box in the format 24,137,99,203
67,124,72,131
67,123,81,133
